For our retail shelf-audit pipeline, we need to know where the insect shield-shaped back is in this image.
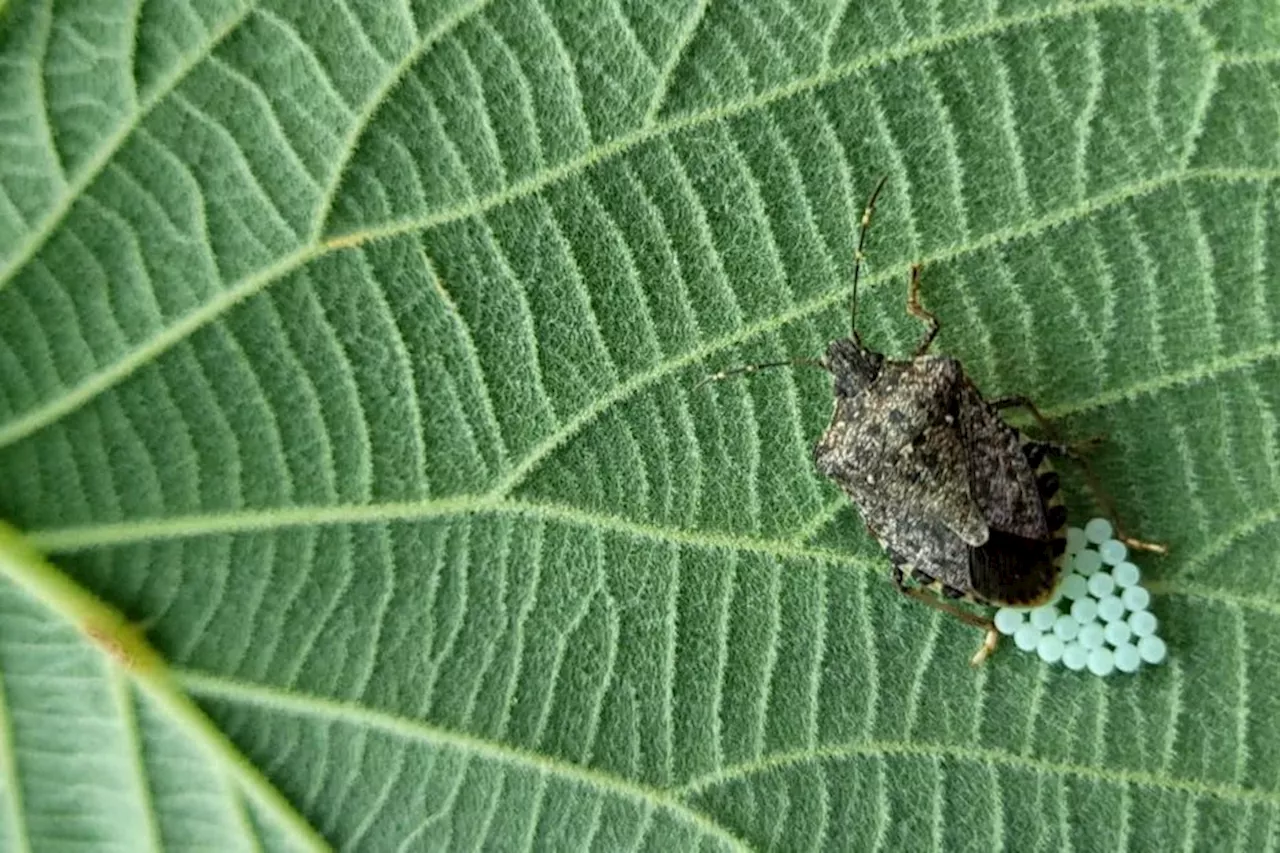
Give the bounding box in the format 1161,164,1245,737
813,335,1068,613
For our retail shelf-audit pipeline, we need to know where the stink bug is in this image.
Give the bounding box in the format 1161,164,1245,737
701,178,1109,664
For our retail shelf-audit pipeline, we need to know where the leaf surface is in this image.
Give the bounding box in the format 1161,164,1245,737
1,0,1279,849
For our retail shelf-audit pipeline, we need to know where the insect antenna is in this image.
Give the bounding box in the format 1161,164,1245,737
697,175,889,391
693,357,825,391
851,175,889,343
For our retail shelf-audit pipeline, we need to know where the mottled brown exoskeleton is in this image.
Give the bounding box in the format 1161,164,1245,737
815,260,1072,664
700,177,1076,664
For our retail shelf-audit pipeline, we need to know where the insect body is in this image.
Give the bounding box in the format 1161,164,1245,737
814,264,1069,663
702,178,1069,663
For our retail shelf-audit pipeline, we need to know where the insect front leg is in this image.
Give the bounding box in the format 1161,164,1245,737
990,395,1056,433
996,398,1109,466
906,264,940,356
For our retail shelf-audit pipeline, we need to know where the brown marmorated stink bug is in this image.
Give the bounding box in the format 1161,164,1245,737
700,177,1161,665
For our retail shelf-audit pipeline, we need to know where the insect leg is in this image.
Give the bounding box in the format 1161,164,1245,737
995,402,1167,553
990,395,1056,432
1019,434,1168,554
998,401,1105,463
693,358,826,391
892,566,999,665
1063,449,1170,555
906,264,940,356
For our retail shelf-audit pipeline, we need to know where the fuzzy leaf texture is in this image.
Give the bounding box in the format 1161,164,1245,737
0,0,1278,850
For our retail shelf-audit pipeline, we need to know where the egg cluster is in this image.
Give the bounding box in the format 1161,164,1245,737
993,518,1166,675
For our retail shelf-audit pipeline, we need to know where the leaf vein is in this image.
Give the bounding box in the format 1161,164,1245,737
0,0,256,289
901,611,942,740
870,755,890,853
581,584,620,769
424,521,472,714
459,520,513,729
527,0,595,148
268,531,324,689
345,738,409,849
808,563,828,751
1116,782,1132,852
308,0,493,240
34,0,67,185
252,5,358,126
0,664,30,853
0,5,1218,454
860,76,925,266
540,194,622,387
476,17,548,174
1074,14,1104,199
181,666,755,849
932,757,945,853
582,169,666,368
1234,603,1251,784
332,0,1189,249
663,544,680,787
821,0,851,68
110,671,162,853
674,739,1280,807
755,557,782,760
711,552,737,771
989,36,1034,214
494,518,544,740
1020,657,1049,757
1178,38,1220,169
1143,11,1170,159
30,494,1280,619
813,761,830,853
917,54,972,244
353,528,398,704
417,246,510,474
859,572,882,742
472,765,507,851
477,215,563,429
363,250,431,490
644,0,710,125
451,32,511,189
759,115,838,516
168,88,302,246
579,788,606,851
489,171,1280,502
1161,660,1185,774
234,533,279,685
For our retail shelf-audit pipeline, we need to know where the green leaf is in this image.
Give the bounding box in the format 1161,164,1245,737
1,0,1278,849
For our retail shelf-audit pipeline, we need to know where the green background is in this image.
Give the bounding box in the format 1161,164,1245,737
1,0,1278,849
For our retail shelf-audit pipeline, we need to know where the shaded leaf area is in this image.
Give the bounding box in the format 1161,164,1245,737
0,578,312,852
1,0,1279,849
